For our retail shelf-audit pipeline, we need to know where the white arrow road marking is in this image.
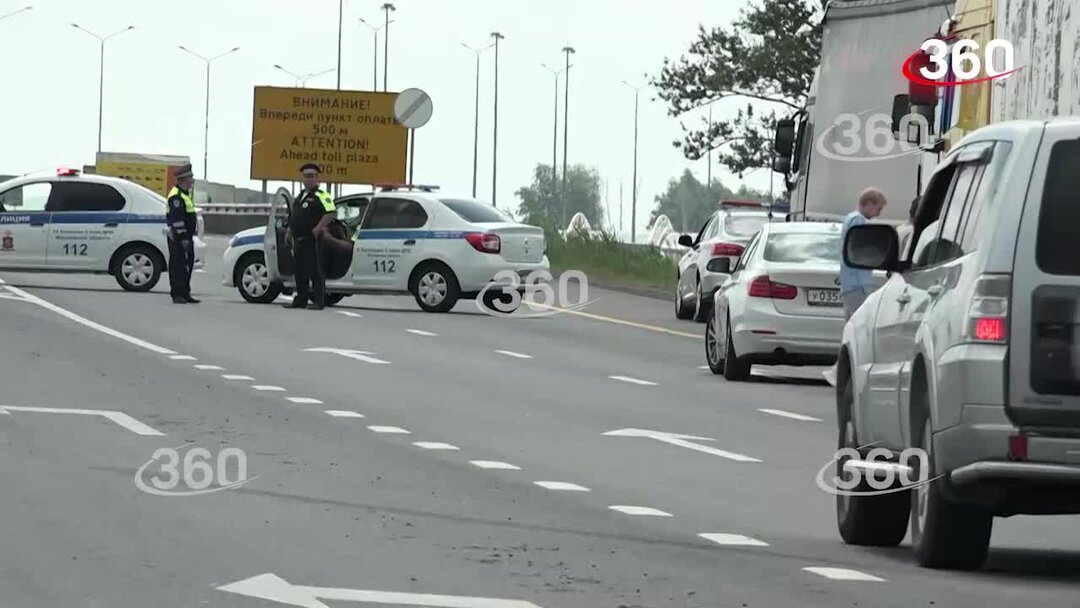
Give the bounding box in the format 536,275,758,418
217,572,546,607
0,406,163,436
405,329,438,337
304,347,390,365
534,481,589,491
469,460,521,470
336,311,364,318
325,410,365,418
414,442,459,450
699,533,769,547
368,425,410,434
757,408,823,422
222,374,255,381
609,505,673,517
286,397,324,404
494,350,532,359
608,375,658,386
603,428,762,463
802,567,885,582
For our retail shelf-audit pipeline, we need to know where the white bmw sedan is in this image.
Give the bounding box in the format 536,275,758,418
705,221,845,380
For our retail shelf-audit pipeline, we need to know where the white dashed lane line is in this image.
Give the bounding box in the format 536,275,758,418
286,397,324,404
170,355,197,361
251,385,287,392
194,364,225,371
699,533,770,547
222,374,255,381
414,442,460,450
534,481,590,492
405,329,438,337
325,410,365,418
494,350,533,359
469,460,521,470
802,567,885,582
608,505,673,517
368,425,410,434
608,375,658,386
757,408,823,422
336,311,363,318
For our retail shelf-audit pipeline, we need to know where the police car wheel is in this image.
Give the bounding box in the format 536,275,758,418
325,294,346,306
410,262,460,313
114,245,163,292
235,252,282,304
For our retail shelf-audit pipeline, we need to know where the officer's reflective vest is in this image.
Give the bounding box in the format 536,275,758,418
168,187,196,213
314,189,335,212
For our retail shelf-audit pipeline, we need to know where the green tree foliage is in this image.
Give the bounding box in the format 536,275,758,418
650,170,774,233
515,164,603,227
651,0,822,177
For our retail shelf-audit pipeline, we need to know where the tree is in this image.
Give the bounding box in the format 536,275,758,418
650,169,736,234
515,164,603,228
651,0,822,177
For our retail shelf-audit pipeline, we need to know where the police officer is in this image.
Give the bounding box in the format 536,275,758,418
166,164,199,304
283,163,336,310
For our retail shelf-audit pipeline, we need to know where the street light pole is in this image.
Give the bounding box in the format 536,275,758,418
274,65,335,88
336,0,343,89
72,24,134,153
179,46,240,181
462,42,494,198
622,81,642,244
0,5,31,22
541,63,568,206
560,45,575,226
707,104,713,187
359,18,391,91
381,3,396,91
490,31,504,207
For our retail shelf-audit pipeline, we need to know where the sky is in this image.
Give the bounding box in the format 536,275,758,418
0,0,778,240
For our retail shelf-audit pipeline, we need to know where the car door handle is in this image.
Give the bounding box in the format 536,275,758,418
896,292,911,305
927,284,944,297
403,239,416,245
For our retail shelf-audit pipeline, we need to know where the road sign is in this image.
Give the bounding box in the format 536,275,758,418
394,88,433,129
250,86,407,184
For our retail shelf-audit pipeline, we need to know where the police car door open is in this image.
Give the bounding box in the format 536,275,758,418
265,187,295,281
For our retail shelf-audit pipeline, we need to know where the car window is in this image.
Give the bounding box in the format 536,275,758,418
48,181,125,212
724,214,769,239
912,219,944,268
337,198,369,223
693,216,715,245
1037,139,1080,276
735,232,761,272
959,142,1010,249
440,198,513,223
906,160,960,266
763,232,841,264
938,163,979,245
0,182,52,213
702,217,720,241
362,198,429,230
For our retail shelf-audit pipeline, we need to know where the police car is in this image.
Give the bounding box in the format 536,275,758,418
0,168,206,291
223,186,550,312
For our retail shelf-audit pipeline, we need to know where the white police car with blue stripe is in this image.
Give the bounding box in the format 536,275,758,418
0,168,206,291
223,186,549,312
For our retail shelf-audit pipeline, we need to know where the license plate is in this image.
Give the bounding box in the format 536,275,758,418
807,288,842,306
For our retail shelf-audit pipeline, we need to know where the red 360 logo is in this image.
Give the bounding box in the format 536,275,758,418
902,38,1020,87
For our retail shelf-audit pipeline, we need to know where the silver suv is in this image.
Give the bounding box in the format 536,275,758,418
837,118,1080,569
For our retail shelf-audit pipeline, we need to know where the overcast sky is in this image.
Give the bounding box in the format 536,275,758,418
0,0,777,238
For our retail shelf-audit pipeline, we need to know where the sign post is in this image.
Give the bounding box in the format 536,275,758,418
393,88,433,185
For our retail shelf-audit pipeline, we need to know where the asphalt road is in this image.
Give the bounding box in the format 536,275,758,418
1,235,1079,607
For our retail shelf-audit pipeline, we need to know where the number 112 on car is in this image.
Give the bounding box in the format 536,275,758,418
62,243,88,256
373,260,396,273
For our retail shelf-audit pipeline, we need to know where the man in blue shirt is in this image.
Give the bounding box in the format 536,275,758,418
840,187,888,320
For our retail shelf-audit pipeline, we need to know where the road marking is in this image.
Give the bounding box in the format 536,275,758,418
603,428,762,463
414,442,459,450
336,311,364,318
699,533,769,547
194,364,225,371
0,406,163,436
609,505,673,517
609,375,658,386
495,350,533,359
170,355,197,361
251,385,287,392
469,460,521,470
218,572,545,607
405,329,438,337
325,410,365,418
534,481,590,491
368,425,410,434
698,365,709,370
758,408,823,422
526,301,700,339
802,567,885,582
304,347,390,365
286,397,324,404
2,285,176,355
222,374,255,381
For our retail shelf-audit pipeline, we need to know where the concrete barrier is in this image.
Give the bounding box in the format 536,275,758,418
200,204,271,235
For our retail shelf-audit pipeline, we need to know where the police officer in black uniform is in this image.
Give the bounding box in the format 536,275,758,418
283,163,336,310
166,164,199,304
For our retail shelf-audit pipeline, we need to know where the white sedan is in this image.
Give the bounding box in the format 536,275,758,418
705,221,846,380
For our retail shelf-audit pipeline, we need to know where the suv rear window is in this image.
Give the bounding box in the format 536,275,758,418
763,232,840,264
1037,140,1080,275
440,198,512,223
724,214,768,238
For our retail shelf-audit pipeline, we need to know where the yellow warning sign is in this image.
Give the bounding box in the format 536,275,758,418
250,86,407,184
96,161,174,198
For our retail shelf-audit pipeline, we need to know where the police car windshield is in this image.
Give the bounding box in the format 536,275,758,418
440,198,513,223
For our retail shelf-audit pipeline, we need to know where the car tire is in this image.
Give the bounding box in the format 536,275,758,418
692,278,710,323
835,365,910,546
705,306,724,375
675,275,694,320
325,294,346,307
234,252,282,304
910,397,992,570
410,262,460,313
722,315,751,381
113,244,163,292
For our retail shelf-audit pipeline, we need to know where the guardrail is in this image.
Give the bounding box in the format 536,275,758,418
199,204,272,234
200,203,273,215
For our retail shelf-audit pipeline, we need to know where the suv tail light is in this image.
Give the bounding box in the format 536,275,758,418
748,274,797,300
964,274,1010,344
465,232,500,254
711,242,745,257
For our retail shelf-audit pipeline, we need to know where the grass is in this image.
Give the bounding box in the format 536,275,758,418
544,228,676,295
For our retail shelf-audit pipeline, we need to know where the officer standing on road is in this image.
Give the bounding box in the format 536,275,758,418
283,163,336,310
166,164,199,304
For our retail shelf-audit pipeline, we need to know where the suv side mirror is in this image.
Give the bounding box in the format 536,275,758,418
773,118,796,161
677,234,694,248
843,224,900,271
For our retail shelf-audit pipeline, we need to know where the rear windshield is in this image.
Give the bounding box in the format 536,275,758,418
440,198,513,223
1037,140,1080,275
724,214,768,238
763,232,841,264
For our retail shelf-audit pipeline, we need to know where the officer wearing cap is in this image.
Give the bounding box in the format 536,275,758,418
283,162,336,309
166,164,199,304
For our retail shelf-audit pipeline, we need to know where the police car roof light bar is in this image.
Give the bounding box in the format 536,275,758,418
56,167,80,177
374,183,441,193
719,199,765,208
